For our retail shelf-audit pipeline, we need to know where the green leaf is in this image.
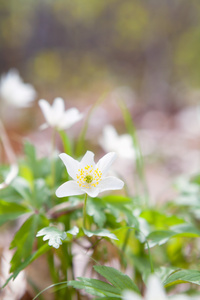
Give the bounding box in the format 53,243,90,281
12,177,50,209
131,255,151,282
147,223,200,248
87,198,106,228
0,200,30,226
170,223,200,236
68,277,121,298
154,266,178,284
32,179,50,209
11,177,32,202
83,228,118,240
140,210,185,229
10,214,42,272
24,141,50,179
122,207,139,228
19,165,34,185
66,226,79,236
163,269,200,288
2,243,50,288
102,195,132,204
36,226,67,249
0,182,22,203
147,230,175,248
94,265,140,294
103,198,139,228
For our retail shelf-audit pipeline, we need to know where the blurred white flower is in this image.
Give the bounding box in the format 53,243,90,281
56,150,124,198
123,275,167,300
0,250,27,300
0,164,18,190
122,275,198,300
0,69,36,107
99,125,135,160
175,106,200,136
39,97,83,130
0,120,18,189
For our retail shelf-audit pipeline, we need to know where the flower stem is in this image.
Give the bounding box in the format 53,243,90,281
51,128,56,186
47,251,60,300
121,228,130,254
146,240,154,273
138,228,154,274
83,193,88,229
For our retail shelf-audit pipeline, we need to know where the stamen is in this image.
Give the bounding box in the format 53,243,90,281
76,165,102,189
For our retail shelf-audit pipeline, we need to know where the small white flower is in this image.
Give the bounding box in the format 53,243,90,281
122,275,197,300
39,97,83,130
122,275,167,300
0,164,18,190
56,151,124,198
0,69,36,107
99,125,135,160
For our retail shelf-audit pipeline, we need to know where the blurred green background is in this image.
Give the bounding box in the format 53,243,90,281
1,0,200,108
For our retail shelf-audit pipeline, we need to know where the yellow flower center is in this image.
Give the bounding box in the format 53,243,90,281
76,165,102,189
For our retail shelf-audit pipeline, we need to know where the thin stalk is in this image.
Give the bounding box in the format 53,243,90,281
121,228,131,254
58,129,72,156
118,100,149,207
120,227,154,275
33,281,68,300
120,228,131,270
76,92,108,157
51,128,56,185
58,245,73,300
55,217,73,299
50,128,56,206
138,228,154,274
47,251,60,300
27,278,45,300
83,193,88,229
146,240,154,273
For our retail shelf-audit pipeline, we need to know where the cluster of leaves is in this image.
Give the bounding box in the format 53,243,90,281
1,104,200,300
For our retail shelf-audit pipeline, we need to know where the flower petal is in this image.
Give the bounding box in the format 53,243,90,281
80,151,95,168
0,164,18,190
56,181,84,197
122,290,141,300
145,275,168,300
39,99,53,126
59,153,79,180
52,97,65,117
99,125,118,153
0,69,36,107
59,108,83,129
96,152,116,175
50,98,65,127
98,176,124,193
81,186,100,198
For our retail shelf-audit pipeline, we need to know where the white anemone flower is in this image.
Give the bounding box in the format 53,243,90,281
0,164,18,190
39,97,83,130
122,275,197,300
99,125,135,160
56,151,124,198
0,69,36,107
